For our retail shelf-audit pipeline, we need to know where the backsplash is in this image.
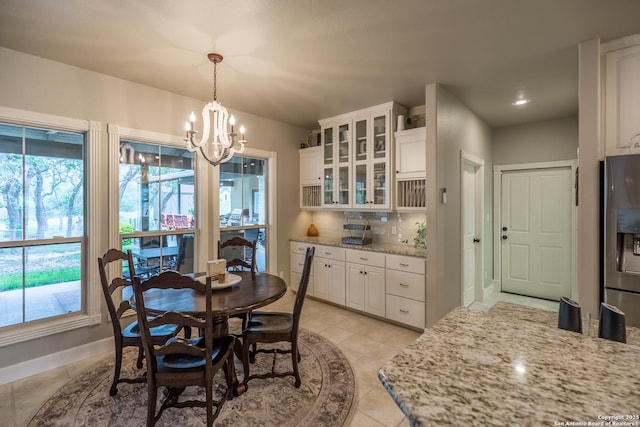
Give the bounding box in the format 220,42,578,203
307,211,426,247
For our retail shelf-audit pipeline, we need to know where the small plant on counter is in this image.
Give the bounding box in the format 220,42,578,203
414,221,426,248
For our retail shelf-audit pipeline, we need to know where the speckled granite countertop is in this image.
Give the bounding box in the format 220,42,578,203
290,236,426,258
379,302,640,426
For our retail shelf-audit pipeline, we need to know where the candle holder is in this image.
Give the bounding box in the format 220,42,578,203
557,296,582,333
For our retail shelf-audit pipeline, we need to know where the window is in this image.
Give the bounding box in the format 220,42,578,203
118,140,196,277
219,155,267,271
0,123,85,328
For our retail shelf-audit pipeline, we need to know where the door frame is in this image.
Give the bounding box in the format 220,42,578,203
460,151,485,306
493,160,578,299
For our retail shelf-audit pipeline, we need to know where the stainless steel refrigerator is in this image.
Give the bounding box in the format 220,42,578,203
604,154,640,327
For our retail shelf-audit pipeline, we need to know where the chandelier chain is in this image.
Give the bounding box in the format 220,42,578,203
213,60,217,101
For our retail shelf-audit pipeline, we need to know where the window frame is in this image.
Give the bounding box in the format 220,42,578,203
213,148,278,273
0,106,101,347
108,124,202,283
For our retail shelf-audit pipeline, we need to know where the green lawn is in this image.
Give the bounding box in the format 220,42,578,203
0,267,81,291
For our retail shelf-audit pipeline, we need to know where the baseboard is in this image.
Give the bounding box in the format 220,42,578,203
0,337,113,385
483,280,498,301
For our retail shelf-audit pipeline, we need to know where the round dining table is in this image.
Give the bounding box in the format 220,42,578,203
131,271,287,338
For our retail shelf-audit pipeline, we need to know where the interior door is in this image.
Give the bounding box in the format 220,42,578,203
462,161,479,307
500,167,571,300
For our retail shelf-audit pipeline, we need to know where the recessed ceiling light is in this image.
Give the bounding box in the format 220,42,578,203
512,98,530,106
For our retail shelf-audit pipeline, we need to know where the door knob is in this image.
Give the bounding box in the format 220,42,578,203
502,226,508,232
502,235,508,240
473,238,480,243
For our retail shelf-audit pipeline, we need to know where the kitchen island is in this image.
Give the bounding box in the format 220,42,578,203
378,302,640,426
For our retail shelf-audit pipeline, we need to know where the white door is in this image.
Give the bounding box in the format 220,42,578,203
500,167,571,300
462,161,481,307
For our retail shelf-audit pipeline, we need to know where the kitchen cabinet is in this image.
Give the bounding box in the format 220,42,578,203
385,253,425,329
394,127,426,211
319,118,351,208
318,101,407,210
290,241,315,295
346,249,386,317
299,147,322,209
603,34,640,155
313,245,346,305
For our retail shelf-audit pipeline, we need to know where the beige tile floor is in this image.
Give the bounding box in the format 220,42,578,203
2,290,557,427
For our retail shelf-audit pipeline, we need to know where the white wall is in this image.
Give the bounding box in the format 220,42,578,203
0,47,308,369
426,84,493,326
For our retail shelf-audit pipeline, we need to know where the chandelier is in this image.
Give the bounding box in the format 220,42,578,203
184,53,246,166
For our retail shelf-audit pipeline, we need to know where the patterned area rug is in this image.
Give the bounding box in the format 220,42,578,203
29,329,355,426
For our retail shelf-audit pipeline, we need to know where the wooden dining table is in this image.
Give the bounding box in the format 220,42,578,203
131,271,288,339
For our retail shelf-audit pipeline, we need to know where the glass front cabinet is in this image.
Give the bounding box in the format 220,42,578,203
321,119,351,208
319,101,407,211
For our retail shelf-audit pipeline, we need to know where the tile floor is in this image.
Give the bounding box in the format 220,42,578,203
1,290,558,427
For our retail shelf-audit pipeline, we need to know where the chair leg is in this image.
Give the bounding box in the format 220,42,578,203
291,339,301,388
147,379,158,427
110,341,123,396
241,338,252,390
250,342,257,363
136,345,144,369
183,326,192,339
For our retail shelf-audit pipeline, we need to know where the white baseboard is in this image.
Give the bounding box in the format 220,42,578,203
483,280,499,301
0,337,113,385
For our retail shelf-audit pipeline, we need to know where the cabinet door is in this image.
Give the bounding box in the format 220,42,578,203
328,261,346,305
605,44,640,155
353,163,367,208
395,128,426,179
346,263,365,311
364,266,385,317
314,258,329,300
371,160,388,208
290,270,301,293
299,147,322,185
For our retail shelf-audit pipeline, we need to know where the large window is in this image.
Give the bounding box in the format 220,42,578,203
118,140,196,278
0,123,85,328
219,155,267,271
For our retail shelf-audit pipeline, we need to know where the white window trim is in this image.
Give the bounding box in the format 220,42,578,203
107,124,201,276
213,147,278,273
0,106,101,347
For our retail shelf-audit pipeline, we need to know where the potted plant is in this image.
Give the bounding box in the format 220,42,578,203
414,221,426,249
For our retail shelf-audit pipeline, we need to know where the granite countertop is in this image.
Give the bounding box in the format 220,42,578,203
290,236,426,258
378,302,640,426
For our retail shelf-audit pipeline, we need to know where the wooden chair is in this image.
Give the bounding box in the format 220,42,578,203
132,271,237,427
218,236,257,273
240,246,315,390
97,248,186,396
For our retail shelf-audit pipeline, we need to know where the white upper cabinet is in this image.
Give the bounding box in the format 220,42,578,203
320,118,352,208
318,101,407,211
394,127,426,211
603,35,640,155
299,146,322,209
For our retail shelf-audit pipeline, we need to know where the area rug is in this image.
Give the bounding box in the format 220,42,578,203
29,329,355,426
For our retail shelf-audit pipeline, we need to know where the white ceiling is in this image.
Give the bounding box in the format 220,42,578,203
1,0,640,130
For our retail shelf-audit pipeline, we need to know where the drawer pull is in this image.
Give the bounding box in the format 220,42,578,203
399,263,409,267
360,257,368,261
399,308,409,314
325,252,332,255
399,283,409,287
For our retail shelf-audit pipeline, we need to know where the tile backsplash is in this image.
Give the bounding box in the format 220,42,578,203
306,211,426,247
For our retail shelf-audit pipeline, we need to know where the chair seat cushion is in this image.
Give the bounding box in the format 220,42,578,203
123,320,180,339
245,312,293,333
161,335,234,370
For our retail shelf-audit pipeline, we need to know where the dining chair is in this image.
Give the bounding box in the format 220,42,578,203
132,271,237,427
240,246,315,390
218,236,258,330
98,248,186,396
218,236,257,273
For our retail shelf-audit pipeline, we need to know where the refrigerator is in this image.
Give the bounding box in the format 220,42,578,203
604,154,640,327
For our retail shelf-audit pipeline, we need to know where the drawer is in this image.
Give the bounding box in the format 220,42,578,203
386,269,425,302
290,241,314,254
290,252,313,274
315,245,345,261
386,254,425,275
386,294,425,329
346,249,385,266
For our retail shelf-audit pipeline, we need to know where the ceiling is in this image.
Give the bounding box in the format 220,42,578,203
1,0,640,130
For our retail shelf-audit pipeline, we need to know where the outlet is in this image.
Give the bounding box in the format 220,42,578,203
391,226,397,235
